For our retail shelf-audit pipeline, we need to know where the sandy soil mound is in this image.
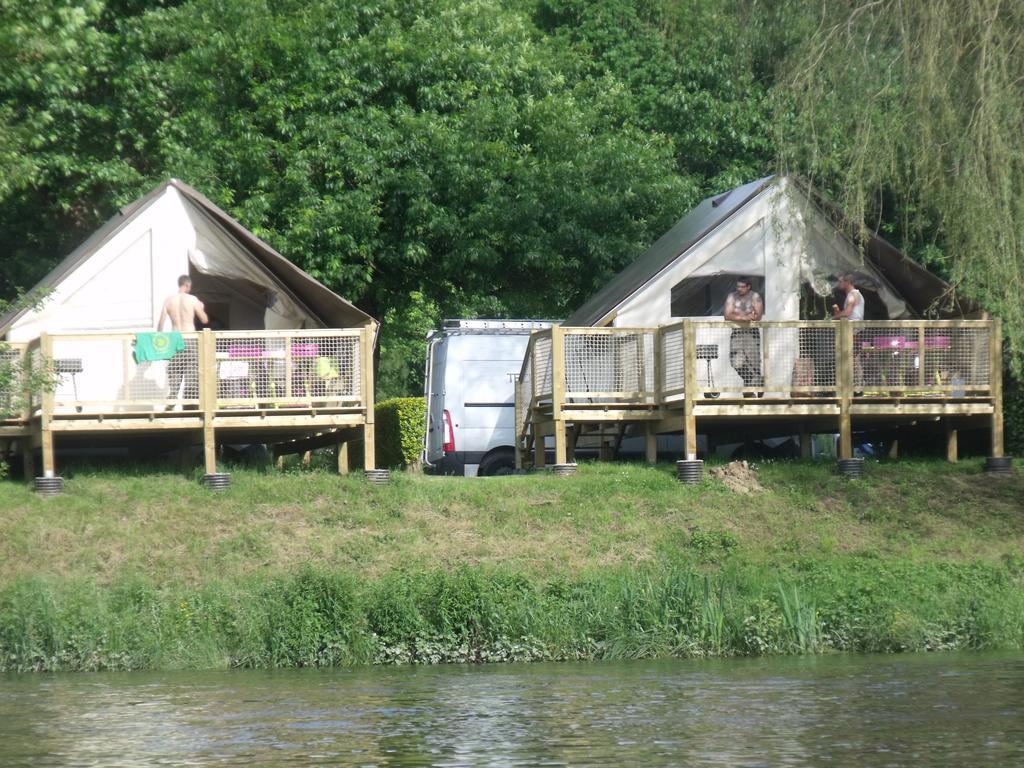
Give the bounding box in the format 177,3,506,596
709,460,764,494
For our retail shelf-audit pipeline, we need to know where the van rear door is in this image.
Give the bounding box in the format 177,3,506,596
424,334,448,465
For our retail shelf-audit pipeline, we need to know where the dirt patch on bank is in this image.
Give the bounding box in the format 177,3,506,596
709,461,764,494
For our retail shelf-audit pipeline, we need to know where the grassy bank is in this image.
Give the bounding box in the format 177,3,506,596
0,459,1021,671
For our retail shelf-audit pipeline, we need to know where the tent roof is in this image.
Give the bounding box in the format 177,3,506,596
564,175,970,327
0,179,373,334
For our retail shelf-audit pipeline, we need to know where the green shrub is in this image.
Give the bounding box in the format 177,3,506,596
374,397,426,468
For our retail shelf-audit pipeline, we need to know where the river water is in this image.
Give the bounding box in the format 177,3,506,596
2,651,1022,766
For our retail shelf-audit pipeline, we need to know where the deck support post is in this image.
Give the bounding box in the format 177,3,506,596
989,318,1004,459
514,373,523,469
533,431,545,469
22,437,34,480
682,321,698,460
39,333,57,479
799,425,812,459
198,329,223,485
837,320,854,461
645,422,658,464
337,437,349,475
984,319,1012,473
360,324,377,472
888,437,899,459
551,325,568,466
945,420,958,463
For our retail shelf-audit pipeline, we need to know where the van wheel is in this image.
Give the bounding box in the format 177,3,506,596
478,448,516,477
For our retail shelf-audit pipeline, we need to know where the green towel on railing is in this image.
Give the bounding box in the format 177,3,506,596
134,332,185,362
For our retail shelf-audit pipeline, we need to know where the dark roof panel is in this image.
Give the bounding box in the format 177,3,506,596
564,176,775,327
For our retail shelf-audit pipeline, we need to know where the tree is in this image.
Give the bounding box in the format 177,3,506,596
772,0,1024,370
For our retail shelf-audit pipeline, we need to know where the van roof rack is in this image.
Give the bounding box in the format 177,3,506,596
439,319,557,331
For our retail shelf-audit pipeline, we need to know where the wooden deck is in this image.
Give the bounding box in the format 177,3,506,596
0,327,377,477
515,319,1003,466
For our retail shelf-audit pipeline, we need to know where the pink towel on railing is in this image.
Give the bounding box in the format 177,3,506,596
291,343,318,357
227,345,263,359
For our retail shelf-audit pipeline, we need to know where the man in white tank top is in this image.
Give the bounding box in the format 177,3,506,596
833,274,866,389
832,274,864,321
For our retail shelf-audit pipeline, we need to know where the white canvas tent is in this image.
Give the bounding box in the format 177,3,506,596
0,180,374,414
563,175,972,397
1,179,372,341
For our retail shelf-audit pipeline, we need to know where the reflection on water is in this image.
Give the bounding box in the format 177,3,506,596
2,652,1023,766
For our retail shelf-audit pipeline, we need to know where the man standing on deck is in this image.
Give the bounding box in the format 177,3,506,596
832,274,864,321
159,275,208,406
724,277,764,397
832,273,866,388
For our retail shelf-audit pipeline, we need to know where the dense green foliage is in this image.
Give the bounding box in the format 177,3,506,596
0,0,777,398
2,0,1022,401
1,556,1021,672
773,0,1024,371
374,396,427,468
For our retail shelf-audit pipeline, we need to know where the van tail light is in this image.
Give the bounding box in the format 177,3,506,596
442,409,455,453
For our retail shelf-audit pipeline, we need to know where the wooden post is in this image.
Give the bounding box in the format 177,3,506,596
514,367,523,469
361,323,377,471
653,327,663,408
945,420,958,463
533,431,546,468
551,325,567,465
645,422,658,464
682,321,698,459
200,329,217,475
917,321,926,387
837,321,853,460
989,318,1004,458
799,424,812,459
337,436,349,475
22,436,34,480
39,333,56,476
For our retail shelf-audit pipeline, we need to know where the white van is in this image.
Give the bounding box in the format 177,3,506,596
422,319,553,476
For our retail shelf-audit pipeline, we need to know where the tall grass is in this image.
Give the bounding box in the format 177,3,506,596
1,558,1021,672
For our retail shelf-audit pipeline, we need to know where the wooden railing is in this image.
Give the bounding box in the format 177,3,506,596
32,328,373,417
517,319,1001,463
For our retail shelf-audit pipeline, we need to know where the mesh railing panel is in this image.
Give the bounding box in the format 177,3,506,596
853,323,990,395
763,323,837,394
691,324,736,394
49,334,200,412
564,331,655,401
661,326,685,395
534,335,553,398
517,343,534,431
214,332,361,408
39,331,365,415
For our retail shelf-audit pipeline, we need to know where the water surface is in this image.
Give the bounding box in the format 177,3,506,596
2,652,1022,766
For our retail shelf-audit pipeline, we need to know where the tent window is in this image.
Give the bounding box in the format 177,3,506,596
671,274,764,318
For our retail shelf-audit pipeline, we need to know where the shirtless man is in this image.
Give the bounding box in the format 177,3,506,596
159,275,207,405
158,275,208,331
724,277,765,396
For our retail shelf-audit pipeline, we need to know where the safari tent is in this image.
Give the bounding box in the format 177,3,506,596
0,180,381,489
515,176,1003,474
564,175,969,329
